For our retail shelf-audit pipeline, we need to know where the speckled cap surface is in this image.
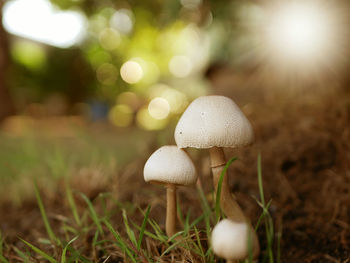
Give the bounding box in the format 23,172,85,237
212,219,249,260
175,96,254,149
144,145,197,186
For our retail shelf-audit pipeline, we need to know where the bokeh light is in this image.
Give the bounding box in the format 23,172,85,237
180,0,202,10
160,88,188,114
99,28,121,50
117,92,141,111
149,84,188,114
148,97,170,120
96,63,118,85
108,104,133,127
120,60,144,84
136,106,168,130
11,41,46,70
110,9,134,35
169,55,192,78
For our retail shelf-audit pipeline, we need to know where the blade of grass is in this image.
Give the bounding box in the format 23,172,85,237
257,154,265,206
66,185,81,227
103,220,137,263
183,209,191,236
137,205,151,250
193,226,205,258
20,238,57,263
188,213,205,230
157,238,184,263
122,209,137,247
176,199,184,227
196,187,212,219
61,236,79,263
0,255,9,263
196,186,213,248
215,157,238,222
80,193,103,235
257,153,274,263
254,200,272,231
13,247,31,263
34,181,61,246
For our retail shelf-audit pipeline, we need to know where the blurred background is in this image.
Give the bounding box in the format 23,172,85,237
0,0,350,261
1,0,349,127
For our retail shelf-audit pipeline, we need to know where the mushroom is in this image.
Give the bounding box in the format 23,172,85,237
175,95,259,257
144,145,197,238
212,219,252,263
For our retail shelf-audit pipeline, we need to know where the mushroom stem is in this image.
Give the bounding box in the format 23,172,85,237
209,147,260,258
209,147,246,221
165,184,177,238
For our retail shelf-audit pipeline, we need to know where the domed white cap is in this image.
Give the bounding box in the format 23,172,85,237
212,219,249,260
144,145,197,186
175,96,254,149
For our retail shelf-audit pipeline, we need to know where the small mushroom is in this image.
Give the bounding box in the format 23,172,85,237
175,95,259,257
212,219,252,263
144,145,197,238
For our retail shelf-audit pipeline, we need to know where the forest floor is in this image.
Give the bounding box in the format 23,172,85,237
0,74,349,262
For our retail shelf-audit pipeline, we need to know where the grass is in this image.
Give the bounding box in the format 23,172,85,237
0,150,281,262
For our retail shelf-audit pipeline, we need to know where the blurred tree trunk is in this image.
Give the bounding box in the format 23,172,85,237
0,1,14,121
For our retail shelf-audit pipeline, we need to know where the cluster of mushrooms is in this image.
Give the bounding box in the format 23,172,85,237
143,96,260,262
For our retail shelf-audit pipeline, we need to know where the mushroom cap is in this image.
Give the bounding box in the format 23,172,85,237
211,219,249,260
175,96,254,149
144,145,197,186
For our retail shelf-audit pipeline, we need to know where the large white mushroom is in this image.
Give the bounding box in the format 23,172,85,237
144,145,197,238
175,95,259,257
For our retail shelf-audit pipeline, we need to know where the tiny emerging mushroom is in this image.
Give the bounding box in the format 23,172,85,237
175,95,259,257
212,219,253,263
143,145,197,238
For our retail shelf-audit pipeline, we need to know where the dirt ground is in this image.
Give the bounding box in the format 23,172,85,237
0,71,349,262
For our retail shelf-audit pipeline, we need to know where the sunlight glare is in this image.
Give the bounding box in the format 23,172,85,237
3,0,86,48
266,2,333,59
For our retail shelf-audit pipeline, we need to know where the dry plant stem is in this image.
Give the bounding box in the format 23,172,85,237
209,146,260,258
166,184,177,238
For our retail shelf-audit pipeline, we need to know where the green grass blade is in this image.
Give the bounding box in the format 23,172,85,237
34,181,61,246
196,187,212,218
12,247,30,262
0,255,9,263
20,238,57,263
61,236,79,263
183,209,191,236
122,209,137,247
137,205,151,250
103,220,137,263
80,193,104,235
254,200,272,231
257,154,265,206
66,185,81,227
215,157,238,222
189,213,205,230
257,153,275,263
157,238,184,262
194,226,205,258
